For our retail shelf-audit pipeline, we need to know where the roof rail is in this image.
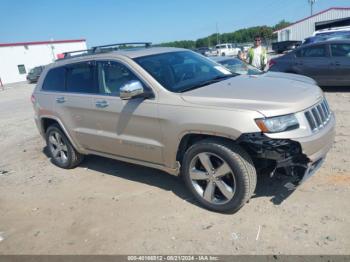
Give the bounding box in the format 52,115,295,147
57,42,152,60
57,49,92,60
91,42,152,53
62,49,91,57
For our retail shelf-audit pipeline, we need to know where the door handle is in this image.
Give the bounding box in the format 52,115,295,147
335,61,340,66
95,100,109,108
56,97,66,103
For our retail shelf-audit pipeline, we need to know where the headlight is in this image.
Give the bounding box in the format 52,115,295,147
255,114,299,133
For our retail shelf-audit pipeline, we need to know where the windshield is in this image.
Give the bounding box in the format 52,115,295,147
134,51,233,92
30,67,42,74
217,58,262,75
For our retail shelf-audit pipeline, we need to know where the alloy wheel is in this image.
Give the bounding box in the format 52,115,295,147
189,152,236,205
48,131,68,165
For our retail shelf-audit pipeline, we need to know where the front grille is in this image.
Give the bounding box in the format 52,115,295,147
304,99,331,132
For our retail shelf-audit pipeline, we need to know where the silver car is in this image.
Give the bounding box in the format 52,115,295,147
32,43,335,213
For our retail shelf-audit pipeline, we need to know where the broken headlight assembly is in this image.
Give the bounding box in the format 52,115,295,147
255,114,299,133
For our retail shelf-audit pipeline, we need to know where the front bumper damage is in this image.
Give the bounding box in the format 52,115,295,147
238,133,325,189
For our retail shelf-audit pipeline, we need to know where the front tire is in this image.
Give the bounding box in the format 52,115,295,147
181,139,256,213
46,124,83,169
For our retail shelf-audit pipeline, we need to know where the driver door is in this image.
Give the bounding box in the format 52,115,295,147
85,60,164,164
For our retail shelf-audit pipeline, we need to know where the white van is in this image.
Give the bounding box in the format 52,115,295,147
215,43,241,56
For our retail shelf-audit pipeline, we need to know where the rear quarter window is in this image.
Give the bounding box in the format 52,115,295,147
42,67,66,92
331,44,350,57
299,45,328,58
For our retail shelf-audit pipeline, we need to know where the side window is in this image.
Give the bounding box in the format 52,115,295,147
302,45,327,58
66,62,96,93
96,61,140,96
331,44,350,57
42,67,65,92
295,49,302,58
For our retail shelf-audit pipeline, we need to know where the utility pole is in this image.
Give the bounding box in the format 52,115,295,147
308,0,317,16
216,22,220,45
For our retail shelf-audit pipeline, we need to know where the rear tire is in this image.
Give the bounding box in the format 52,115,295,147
45,124,83,169
181,139,256,213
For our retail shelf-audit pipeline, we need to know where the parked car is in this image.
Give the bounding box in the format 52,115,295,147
32,43,335,213
195,47,211,56
303,31,350,45
211,56,262,75
312,26,350,36
272,41,302,54
210,56,317,85
215,43,241,56
27,66,45,83
269,40,350,86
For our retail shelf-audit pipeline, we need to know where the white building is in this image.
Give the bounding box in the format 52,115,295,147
274,7,350,42
0,39,87,84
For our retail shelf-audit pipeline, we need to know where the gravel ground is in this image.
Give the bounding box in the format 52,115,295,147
0,82,349,255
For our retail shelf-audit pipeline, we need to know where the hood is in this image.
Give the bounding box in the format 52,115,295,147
263,71,317,85
181,75,323,117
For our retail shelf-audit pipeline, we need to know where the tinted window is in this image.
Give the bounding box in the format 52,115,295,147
97,61,140,96
301,45,327,57
42,67,65,91
331,44,350,57
32,67,42,74
295,49,303,57
66,62,96,93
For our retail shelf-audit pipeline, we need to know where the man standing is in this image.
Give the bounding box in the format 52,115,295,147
247,36,267,70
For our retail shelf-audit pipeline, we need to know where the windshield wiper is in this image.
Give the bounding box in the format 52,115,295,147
180,74,237,93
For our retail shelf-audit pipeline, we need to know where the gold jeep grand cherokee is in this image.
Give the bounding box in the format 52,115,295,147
32,42,335,213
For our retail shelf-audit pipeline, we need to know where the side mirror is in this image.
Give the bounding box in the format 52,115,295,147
120,80,144,100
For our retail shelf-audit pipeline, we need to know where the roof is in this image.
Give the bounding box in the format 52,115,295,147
115,47,186,58
52,47,187,66
305,39,350,45
59,47,187,62
274,7,350,33
0,39,86,48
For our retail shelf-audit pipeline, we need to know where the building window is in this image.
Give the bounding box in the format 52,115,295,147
17,65,26,74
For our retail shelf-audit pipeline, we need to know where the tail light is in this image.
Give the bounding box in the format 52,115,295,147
31,94,36,104
269,59,276,68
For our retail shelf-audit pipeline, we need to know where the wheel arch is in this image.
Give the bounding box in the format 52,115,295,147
40,116,85,153
176,132,239,164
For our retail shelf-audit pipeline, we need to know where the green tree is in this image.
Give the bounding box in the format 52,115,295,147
273,20,291,31
158,21,290,48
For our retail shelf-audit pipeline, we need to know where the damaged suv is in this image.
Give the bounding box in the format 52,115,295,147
32,43,335,213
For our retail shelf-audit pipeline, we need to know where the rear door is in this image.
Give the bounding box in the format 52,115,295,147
330,43,350,86
53,61,97,149
294,44,332,85
37,67,66,127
